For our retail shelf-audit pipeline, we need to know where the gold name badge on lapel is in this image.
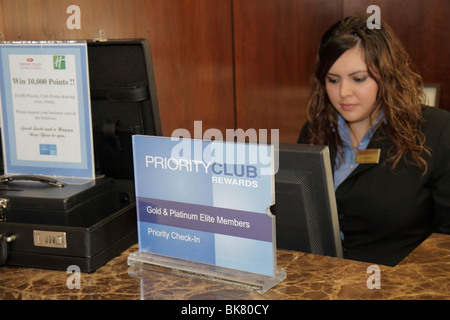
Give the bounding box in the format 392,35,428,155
355,149,381,164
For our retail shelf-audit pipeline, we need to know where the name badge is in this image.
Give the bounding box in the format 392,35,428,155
355,149,381,164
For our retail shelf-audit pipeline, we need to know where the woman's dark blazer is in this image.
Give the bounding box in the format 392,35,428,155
298,107,450,266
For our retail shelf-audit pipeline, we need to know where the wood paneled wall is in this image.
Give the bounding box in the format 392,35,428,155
0,0,448,142
0,0,236,138
233,0,342,142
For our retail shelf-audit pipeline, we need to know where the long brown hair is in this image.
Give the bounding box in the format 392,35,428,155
305,14,429,173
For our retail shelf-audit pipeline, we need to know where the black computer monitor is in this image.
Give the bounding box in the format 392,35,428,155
273,143,343,258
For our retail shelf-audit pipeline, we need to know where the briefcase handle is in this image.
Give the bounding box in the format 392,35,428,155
0,175,65,187
0,234,16,267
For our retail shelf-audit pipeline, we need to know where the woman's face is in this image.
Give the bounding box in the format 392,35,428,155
325,46,379,136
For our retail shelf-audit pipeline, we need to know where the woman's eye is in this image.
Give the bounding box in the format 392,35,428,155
353,77,367,83
326,77,339,84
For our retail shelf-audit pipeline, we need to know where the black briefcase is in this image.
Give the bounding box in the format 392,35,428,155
0,39,161,272
0,175,118,227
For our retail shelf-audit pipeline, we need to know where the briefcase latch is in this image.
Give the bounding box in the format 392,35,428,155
33,230,67,249
0,198,8,222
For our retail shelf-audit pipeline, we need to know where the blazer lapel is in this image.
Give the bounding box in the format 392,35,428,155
345,128,390,180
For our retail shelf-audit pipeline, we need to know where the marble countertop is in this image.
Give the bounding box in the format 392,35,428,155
0,233,448,300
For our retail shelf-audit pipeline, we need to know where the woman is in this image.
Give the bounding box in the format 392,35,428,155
298,14,450,266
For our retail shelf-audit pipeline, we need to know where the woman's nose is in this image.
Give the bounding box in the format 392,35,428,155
339,80,354,98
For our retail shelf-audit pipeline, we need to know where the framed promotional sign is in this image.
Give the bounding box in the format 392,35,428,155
0,41,95,179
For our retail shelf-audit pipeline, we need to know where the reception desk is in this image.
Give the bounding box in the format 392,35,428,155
0,233,448,300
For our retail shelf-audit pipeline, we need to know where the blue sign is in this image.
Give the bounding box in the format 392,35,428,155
0,42,94,179
132,136,276,276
